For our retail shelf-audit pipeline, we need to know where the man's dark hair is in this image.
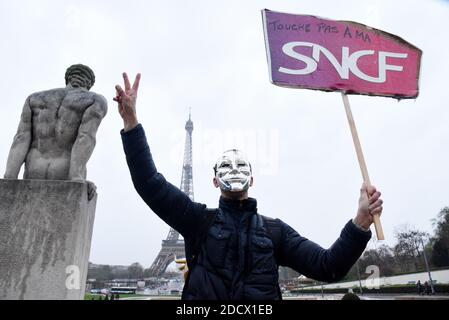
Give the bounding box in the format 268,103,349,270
341,292,360,300
65,64,95,90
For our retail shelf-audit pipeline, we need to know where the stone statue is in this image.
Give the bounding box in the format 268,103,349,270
4,64,107,199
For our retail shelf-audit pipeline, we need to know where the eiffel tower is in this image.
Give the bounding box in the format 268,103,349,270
148,112,194,277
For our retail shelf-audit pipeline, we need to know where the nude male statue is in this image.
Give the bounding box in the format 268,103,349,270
4,64,107,199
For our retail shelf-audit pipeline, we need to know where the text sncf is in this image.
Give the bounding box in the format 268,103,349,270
279,41,407,83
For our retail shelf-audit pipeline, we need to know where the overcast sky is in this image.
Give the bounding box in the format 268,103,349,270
1,0,448,269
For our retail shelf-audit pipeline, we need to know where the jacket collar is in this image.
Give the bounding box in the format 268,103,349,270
219,196,258,213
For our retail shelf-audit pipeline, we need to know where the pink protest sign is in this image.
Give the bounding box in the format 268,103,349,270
262,9,422,98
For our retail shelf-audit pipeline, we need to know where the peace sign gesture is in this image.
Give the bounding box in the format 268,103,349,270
114,72,141,132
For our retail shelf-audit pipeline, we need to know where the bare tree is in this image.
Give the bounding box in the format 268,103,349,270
127,262,144,279
431,207,449,267
393,224,429,273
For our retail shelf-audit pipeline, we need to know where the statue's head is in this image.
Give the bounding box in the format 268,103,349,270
213,149,253,193
65,64,95,90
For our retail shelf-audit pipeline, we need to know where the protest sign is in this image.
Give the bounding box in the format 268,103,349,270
262,9,422,98
262,9,423,240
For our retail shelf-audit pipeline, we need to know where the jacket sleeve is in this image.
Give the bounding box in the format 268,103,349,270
278,219,371,283
121,124,207,238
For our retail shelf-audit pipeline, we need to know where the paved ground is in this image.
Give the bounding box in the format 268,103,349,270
119,293,449,300
120,295,181,300
360,294,449,300
284,293,449,300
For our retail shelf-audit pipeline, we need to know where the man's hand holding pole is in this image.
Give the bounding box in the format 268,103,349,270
354,183,383,231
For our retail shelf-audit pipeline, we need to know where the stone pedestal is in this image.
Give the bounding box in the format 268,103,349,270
0,179,97,300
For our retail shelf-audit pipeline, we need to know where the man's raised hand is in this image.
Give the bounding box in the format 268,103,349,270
114,72,141,132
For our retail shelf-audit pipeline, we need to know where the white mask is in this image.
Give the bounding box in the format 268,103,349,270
214,149,252,192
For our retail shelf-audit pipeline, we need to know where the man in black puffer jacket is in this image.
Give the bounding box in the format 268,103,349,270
114,73,383,300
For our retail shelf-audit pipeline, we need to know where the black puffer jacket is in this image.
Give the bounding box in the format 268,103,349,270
121,124,372,300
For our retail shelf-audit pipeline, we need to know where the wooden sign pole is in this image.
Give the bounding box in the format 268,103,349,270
341,92,385,240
